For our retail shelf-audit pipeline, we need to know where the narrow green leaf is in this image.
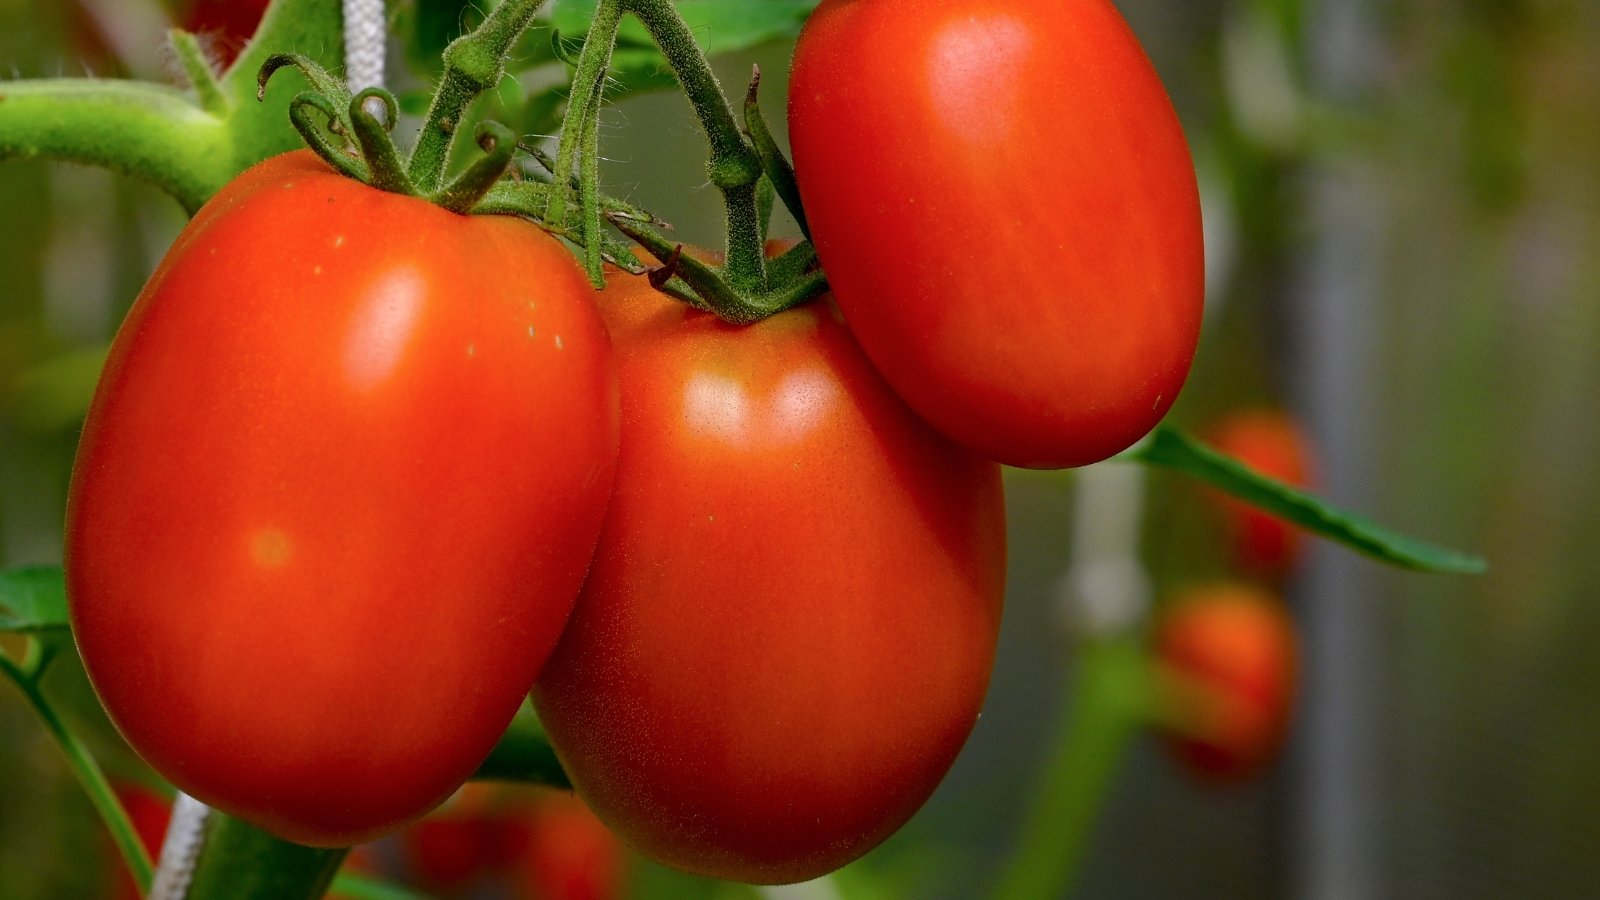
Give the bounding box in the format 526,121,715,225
1126,427,1487,574
0,566,69,633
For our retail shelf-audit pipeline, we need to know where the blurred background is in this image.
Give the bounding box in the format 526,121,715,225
2,0,1598,898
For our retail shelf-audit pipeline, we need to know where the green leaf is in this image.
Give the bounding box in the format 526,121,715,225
1126,427,1488,575
0,566,69,634
551,0,819,58
328,873,430,900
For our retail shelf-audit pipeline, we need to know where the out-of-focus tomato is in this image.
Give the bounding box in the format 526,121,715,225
789,0,1204,469
1152,584,1297,781
67,150,618,846
1204,409,1316,580
402,785,625,900
179,0,271,66
533,265,1007,884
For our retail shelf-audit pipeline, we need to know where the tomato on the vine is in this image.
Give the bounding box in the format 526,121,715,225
788,0,1204,469
1152,584,1297,781
532,264,1007,885
1203,409,1315,580
66,151,619,847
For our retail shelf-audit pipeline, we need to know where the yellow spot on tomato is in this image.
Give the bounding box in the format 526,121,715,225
250,529,293,569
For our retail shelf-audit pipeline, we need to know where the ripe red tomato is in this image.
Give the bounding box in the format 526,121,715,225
66,150,618,847
1203,409,1316,580
1152,584,1297,781
532,267,1007,884
789,0,1204,469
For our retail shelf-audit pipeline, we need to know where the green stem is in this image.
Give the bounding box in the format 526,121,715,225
434,121,518,213
170,29,230,116
992,637,1150,900
545,0,624,227
0,79,231,214
185,812,348,900
0,645,155,893
578,70,607,285
624,0,766,291
743,65,810,239
409,0,551,194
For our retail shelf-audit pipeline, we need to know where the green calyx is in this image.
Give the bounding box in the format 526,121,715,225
259,55,513,215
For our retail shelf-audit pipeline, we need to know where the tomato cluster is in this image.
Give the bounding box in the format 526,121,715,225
64,0,1204,886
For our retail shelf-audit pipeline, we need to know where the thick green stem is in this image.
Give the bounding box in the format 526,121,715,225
546,0,623,227
993,637,1151,900
0,645,155,893
409,0,551,193
0,80,231,214
185,812,348,900
625,0,766,291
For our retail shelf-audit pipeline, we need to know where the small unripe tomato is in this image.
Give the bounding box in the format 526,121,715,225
1152,584,1297,781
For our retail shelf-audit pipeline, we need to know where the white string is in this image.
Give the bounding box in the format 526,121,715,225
147,793,211,900
343,0,387,93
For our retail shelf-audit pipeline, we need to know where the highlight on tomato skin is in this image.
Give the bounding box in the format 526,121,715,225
1151,584,1298,782
533,262,1007,886
1202,409,1317,580
788,0,1205,470
65,150,620,848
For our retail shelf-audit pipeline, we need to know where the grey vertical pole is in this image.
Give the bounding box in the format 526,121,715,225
1290,2,1389,899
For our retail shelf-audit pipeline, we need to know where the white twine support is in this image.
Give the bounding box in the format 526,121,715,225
1058,462,1152,639
343,0,387,94
147,792,212,900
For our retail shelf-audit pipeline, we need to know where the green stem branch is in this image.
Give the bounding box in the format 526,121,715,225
0,80,231,214
545,0,623,231
0,644,154,893
409,0,551,193
624,0,766,291
184,812,348,900
993,638,1151,900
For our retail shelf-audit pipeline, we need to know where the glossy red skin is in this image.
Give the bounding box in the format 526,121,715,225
67,151,618,847
1154,585,1297,781
532,271,1007,884
789,0,1204,469
1204,409,1315,580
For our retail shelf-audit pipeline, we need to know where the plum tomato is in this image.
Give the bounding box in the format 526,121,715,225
532,265,1007,884
66,150,618,847
789,0,1205,469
